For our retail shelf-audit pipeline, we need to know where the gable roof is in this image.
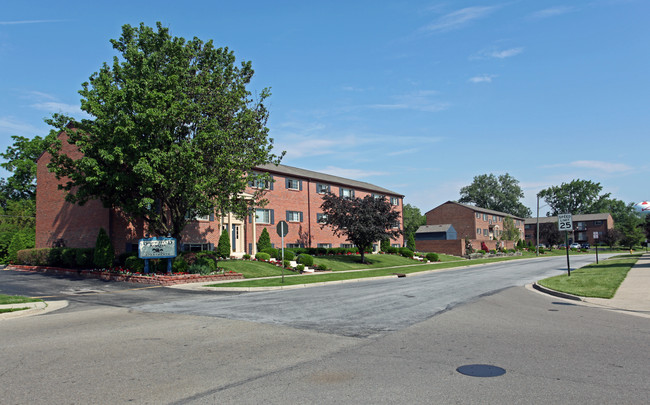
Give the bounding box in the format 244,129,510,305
427,201,525,220
255,163,403,197
524,213,613,225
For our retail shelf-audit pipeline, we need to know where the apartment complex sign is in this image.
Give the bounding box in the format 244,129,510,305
138,237,177,259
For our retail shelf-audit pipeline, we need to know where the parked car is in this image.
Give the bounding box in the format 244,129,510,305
581,243,590,249
569,243,581,249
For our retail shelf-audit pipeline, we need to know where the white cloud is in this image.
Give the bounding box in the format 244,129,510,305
368,90,450,112
387,148,419,156
472,47,524,60
530,6,576,19
0,20,66,25
31,101,83,116
569,160,632,173
468,74,496,83
421,6,498,33
0,117,42,137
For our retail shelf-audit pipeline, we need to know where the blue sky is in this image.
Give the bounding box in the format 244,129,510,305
1,0,648,216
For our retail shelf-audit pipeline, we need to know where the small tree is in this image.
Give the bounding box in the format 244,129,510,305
407,233,416,252
601,228,621,248
617,217,645,249
320,194,401,264
380,238,390,252
93,227,115,268
7,232,26,263
502,216,520,242
217,229,231,258
257,228,272,252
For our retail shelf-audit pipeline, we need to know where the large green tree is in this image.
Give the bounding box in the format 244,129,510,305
320,194,402,264
402,203,426,241
46,23,282,243
0,135,54,206
538,179,610,216
459,173,532,218
501,216,520,241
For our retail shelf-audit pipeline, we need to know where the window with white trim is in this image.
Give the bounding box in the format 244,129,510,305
317,213,328,223
286,178,301,190
317,243,331,248
340,243,354,248
477,228,481,234
340,188,354,199
390,197,399,206
316,183,330,194
286,210,303,222
255,208,273,224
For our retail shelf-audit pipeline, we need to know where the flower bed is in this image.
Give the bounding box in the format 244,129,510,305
7,265,243,286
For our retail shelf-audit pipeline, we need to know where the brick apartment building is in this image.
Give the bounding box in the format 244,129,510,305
524,213,614,246
35,132,404,257
416,201,525,255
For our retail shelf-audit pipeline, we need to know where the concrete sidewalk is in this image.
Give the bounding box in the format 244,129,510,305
583,252,650,314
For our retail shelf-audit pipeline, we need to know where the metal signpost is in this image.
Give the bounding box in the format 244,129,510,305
558,213,573,276
276,220,289,283
593,231,599,264
138,236,177,274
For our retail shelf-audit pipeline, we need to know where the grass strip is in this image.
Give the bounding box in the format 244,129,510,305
208,254,531,288
0,294,42,305
0,307,30,314
537,254,640,298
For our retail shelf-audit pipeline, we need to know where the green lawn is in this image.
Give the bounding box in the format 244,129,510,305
312,253,456,271
537,254,640,298
208,253,532,288
0,294,42,305
218,260,299,278
0,307,30,314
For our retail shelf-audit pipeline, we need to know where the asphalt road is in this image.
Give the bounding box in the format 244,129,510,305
2,254,649,404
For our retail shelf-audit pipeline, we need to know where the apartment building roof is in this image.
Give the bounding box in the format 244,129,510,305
256,163,404,197
429,201,525,220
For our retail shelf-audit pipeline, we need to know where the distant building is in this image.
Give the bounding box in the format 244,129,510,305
524,213,614,246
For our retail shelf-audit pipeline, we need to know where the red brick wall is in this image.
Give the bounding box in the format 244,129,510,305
36,132,110,249
426,202,476,239
416,239,465,256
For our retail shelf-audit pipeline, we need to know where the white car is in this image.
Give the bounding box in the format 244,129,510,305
569,243,581,249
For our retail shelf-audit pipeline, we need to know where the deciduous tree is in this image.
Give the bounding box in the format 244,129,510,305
538,179,610,216
46,22,282,243
320,194,401,264
459,173,531,218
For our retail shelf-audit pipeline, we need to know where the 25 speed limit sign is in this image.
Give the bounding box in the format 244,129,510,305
558,213,573,231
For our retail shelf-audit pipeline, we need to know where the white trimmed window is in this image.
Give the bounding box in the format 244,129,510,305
286,178,302,190
390,197,399,206
287,210,303,222
317,213,328,223
316,183,330,194
255,208,273,224
340,188,354,199
317,243,331,248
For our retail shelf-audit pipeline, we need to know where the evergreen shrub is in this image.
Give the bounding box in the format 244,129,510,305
297,253,314,266
93,228,115,269
426,253,439,262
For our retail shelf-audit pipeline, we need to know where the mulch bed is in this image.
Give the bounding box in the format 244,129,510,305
6,265,243,286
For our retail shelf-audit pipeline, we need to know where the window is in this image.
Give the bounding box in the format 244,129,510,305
286,178,302,190
483,214,488,221
340,188,354,199
477,228,481,234
493,215,497,221
286,210,303,222
594,220,603,226
392,243,401,248
340,243,354,248
316,183,330,194
249,174,273,190
476,213,481,219
182,243,212,252
255,208,273,224
287,243,303,249
372,193,384,200
185,211,213,221
317,213,328,223
525,224,530,229
576,222,587,231
392,221,400,229
390,197,399,206
317,243,331,248
483,229,488,237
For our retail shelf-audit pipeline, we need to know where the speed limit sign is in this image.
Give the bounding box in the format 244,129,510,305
558,213,573,231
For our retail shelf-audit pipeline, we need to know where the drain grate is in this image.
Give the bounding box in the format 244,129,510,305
456,364,506,377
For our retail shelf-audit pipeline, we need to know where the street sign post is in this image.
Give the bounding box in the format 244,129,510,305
593,231,599,264
558,213,572,276
276,220,289,282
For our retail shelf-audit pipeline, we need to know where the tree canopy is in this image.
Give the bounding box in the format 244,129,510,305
538,179,610,216
320,194,402,264
46,22,282,242
402,203,426,240
0,135,53,206
459,173,531,218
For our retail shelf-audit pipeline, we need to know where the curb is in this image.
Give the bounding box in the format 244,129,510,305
532,283,583,301
0,300,69,320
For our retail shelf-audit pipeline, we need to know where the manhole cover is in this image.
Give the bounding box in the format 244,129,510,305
456,364,506,377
